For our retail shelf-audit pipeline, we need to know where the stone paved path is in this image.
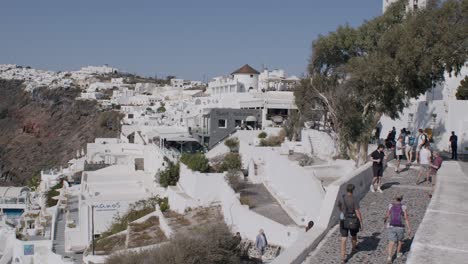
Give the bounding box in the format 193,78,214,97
307,161,431,264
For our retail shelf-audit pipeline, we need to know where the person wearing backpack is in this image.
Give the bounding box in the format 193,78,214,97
384,195,411,263
338,184,363,264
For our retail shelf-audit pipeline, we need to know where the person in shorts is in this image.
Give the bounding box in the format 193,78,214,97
404,131,412,163
416,143,431,185
384,195,411,263
429,151,443,195
370,144,386,193
395,136,404,173
338,184,363,264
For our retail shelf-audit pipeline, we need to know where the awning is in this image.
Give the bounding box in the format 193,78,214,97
165,137,198,142
272,115,284,123
245,116,257,122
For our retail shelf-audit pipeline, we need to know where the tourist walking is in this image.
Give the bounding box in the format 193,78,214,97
416,144,431,185
338,184,363,264
415,129,427,164
395,136,404,173
371,144,386,193
384,195,411,263
449,131,458,160
255,229,268,256
429,151,443,195
404,131,413,163
390,127,397,143
306,221,314,232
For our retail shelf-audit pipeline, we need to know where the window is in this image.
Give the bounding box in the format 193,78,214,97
218,119,227,128
235,120,242,127
250,74,253,78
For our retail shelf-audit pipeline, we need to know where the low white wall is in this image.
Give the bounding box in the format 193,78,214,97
155,208,173,238
12,239,63,264
301,129,337,160
219,177,300,247
262,151,325,225
272,163,374,264
167,163,300,247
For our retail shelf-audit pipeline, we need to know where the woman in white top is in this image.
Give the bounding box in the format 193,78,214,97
395,137,404,173
416,144,431,185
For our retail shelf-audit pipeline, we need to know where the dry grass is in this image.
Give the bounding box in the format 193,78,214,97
239,196,253,208
94,234,126,254
105,222,246,264
163,211,191,227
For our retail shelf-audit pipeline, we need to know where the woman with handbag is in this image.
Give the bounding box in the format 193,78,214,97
338,184,364,264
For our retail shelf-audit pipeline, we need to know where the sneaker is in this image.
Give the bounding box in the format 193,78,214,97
377,187,383,193
370,185,375,193
387,256,392,263
397,253,403,259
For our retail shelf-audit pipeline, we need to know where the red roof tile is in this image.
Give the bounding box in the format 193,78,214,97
231,64,260,75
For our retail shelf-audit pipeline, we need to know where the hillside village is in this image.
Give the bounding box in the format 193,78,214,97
1,0,468,263
0,54,466,263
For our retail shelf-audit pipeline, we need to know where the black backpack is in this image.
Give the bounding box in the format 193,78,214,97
342,195,360,230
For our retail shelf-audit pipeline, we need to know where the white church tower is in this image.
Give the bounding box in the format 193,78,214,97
231,64,260,93
383,0,427,13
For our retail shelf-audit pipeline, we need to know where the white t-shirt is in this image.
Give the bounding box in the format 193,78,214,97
418,134,426,146
404,135,410,145
396,141,404,155
419,148,431,165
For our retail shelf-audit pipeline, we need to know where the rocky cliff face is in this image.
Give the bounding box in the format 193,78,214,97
0,79,122,186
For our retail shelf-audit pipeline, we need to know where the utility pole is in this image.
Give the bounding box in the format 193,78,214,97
91,205,95,255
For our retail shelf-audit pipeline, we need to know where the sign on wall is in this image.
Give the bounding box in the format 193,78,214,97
24,244,34,256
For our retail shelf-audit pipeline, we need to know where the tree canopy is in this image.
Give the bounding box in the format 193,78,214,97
456,76,468,100
296,0,468,164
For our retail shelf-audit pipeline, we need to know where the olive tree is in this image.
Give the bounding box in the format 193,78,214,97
296,0,467,165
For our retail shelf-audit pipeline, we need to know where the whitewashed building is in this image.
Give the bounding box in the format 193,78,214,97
383,0,427,13
208,64,260,95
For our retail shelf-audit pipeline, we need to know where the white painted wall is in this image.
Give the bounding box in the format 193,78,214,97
233,73,259,92
167,164,301,247
262,151,326,225
300,129,337,160
380,99,468,153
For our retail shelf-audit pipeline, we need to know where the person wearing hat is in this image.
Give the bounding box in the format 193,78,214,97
384,195,411,263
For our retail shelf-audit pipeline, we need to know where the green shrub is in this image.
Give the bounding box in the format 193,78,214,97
224,137,239,152
27,173,41,191
46,181,62,207
456,76,468,100
180,153,210,172
257,132,267,139
220,153,242,172
157,102,166,113
158,162,180,188
225,170,244,192
259,129,286,147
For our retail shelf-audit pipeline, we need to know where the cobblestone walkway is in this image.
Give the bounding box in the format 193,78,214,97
308,161,431,264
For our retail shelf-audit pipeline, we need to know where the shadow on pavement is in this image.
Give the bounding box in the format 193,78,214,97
381,182,400,190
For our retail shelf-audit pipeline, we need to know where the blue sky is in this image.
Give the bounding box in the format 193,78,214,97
0,0,382,80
